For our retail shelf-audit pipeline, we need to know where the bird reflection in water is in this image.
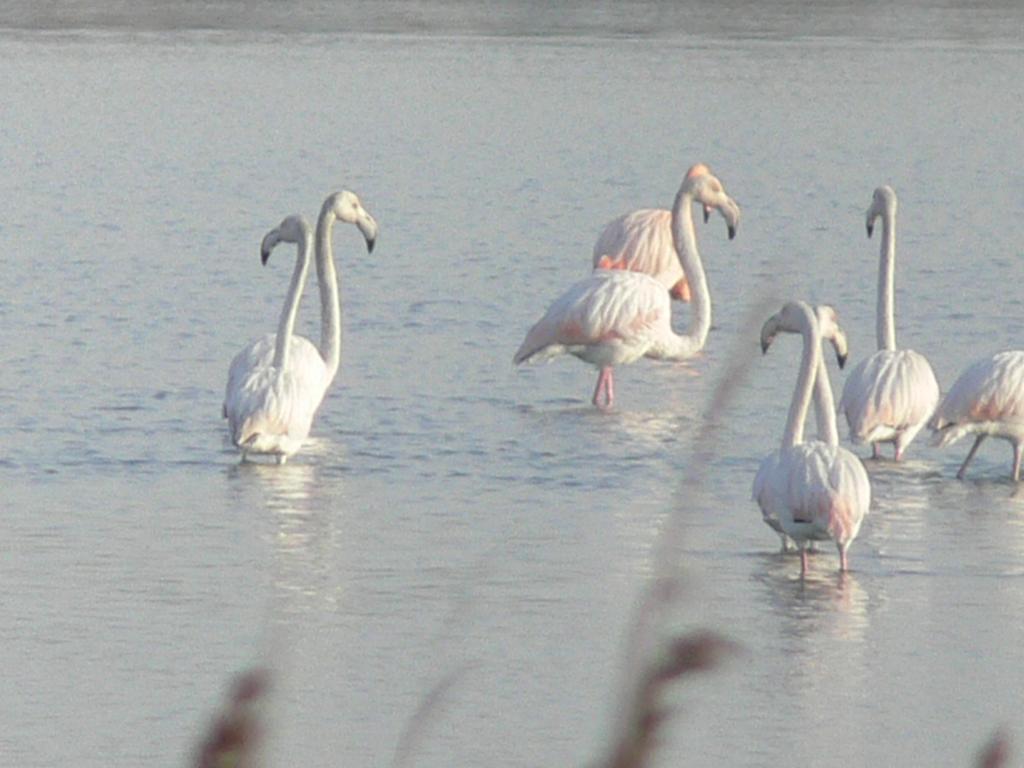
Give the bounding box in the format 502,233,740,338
231,459,347,619
756,564,872,647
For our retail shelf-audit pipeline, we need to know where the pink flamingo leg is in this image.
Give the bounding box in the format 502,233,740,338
871,443,880,460
591,366,614,409
800,549,809,577
838,545,849,572
1012,442,1022,482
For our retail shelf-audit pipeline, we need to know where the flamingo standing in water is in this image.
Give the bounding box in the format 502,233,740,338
755,301,870,575
591,163,722,303
838,186,939,460
514,165,739,409
223,191,378,462
929,350,1024,481
754,304,849,551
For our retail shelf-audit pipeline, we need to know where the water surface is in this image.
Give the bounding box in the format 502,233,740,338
2,3,1024,766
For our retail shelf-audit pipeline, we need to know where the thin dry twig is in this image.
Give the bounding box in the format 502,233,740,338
391,665,475,768
598,299,772,768
194,667,271,768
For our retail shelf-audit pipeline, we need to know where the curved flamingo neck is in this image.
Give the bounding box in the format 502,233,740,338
670,183,711,354
272,226,314,371
782,305,822,450
876,206,897,352
813,358,839,446
315,201,342,381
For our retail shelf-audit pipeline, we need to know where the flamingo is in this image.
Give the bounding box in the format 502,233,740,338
754,304,849,551
928,351,1024,481
514,165,740,409
591,163,724,303
754,301,871,575
838,185,939,460
223,191,378,462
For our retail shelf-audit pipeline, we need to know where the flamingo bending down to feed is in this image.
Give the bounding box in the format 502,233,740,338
754,302,870,575
514,165,740,409
838,186,939,460
591,164,722,303
223,191,378,463
753,305,849,552
929,350,1024,481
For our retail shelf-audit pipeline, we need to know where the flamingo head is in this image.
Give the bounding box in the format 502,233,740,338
324,189,379,253
260,214,312,266
814,304,849,369
685,163,715,224
759,301,820,356
686,169,740,240
866,185,897,238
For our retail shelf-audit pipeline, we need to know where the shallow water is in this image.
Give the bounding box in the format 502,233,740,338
2,2,1024,766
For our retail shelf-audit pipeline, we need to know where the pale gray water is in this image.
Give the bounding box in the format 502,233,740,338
2,3,1024,766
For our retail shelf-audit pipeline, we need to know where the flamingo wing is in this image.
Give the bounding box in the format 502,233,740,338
592,209,689,301
838,348,939,443
932,351,1024,432
782,442,870,546
513,271,671,366
224,334,329,453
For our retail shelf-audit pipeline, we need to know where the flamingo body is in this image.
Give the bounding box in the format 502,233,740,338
754,301,870,574
224,335,330,458
222,191,378,463
755,305,849,552
840,185,938,460
838,348,939,457
513,270,676,368
515,163,739,408
929,350,1024,480
592,209,690,301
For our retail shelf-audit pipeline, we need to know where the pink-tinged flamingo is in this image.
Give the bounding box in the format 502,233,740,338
838,186,939,460
514,166,739,409
223,191,378,463
755,302,871,575
929,350,1024,481
754,305,849,551
591,163,724,303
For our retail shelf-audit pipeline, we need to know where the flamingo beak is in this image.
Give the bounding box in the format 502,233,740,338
728,224,737,240
866,222,874,238
703,205,711,223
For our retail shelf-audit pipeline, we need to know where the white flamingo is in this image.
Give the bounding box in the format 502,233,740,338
754,305,849,551
223,191,378,462
929,351,1024,481
755,301,871,575
838,185,939,460
514,165,739,409
591,163,725,303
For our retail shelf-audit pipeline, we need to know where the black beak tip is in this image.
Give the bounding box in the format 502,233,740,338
260,249,270,266
838,353,848,370
760,342,769,355
703,209,710,224
366,238,376,254
866,224,873,238
728,225,737,240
